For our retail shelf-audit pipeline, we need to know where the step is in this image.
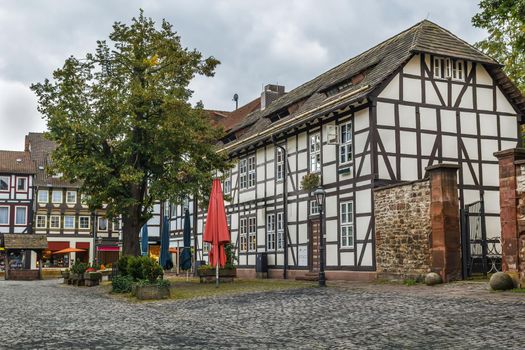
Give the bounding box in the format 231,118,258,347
295,272,320,281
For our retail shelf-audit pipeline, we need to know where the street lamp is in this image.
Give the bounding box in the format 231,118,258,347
313,186,326,287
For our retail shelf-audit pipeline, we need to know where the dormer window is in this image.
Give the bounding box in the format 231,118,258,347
451,60,464,81
433,56,464,81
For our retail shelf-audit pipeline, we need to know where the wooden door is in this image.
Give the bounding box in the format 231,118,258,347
309,219,320,272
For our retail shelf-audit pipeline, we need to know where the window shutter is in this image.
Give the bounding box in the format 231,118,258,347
326,125,338,145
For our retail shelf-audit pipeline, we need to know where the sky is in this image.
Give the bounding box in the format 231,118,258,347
0,0,487,151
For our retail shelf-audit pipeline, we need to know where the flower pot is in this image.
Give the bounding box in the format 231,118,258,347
133,284,170,300
197,268,237,283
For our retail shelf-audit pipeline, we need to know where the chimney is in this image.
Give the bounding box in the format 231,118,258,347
261,84,285,110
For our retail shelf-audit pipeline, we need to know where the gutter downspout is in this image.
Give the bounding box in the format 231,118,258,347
272,136,288,279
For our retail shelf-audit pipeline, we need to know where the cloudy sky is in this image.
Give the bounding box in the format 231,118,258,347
0,0,487,151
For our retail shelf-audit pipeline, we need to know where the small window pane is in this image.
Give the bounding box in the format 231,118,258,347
15,207,27,225
0,207,9,224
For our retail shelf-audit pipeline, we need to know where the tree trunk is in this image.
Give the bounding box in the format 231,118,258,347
122,204,142,256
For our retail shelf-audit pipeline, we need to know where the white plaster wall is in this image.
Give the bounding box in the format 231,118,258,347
378,73,399,100
403,77,422,103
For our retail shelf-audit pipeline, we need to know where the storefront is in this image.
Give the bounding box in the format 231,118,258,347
42,242,70,268
97,245,119,266
0,247,5,272
149,244,160,262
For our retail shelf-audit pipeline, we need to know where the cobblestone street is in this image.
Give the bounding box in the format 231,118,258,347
0,279,523,349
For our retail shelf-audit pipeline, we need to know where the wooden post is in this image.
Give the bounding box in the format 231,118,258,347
4,249,9,280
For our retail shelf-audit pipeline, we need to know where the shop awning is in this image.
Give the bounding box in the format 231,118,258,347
48,241,69,251
4,234,48,250
76,242,90,250
97,246,119,252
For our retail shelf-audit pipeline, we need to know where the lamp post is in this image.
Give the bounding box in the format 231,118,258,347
313,186,326,287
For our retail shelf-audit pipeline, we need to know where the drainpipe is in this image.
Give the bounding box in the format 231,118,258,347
272,136,288,279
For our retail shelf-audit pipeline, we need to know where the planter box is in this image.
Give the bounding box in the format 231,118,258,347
197,268,237,283
70,273,85,286
132,284,170,300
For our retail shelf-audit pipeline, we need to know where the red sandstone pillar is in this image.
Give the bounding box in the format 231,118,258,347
426,163,461,282
494,149,525,281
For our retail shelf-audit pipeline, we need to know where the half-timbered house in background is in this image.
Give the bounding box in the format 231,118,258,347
169,19,524,280
0,150,36,270
26,133,121,267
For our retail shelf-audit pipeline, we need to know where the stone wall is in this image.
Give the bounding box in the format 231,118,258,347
375,180,432,279
513,161,525,284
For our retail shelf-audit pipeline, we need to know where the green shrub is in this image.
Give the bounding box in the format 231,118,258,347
117,255,132,276
125,256,164,282
112,275,133,293
71,261,89,275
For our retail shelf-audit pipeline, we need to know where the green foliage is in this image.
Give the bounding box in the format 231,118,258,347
224,243,237,269
117,255,131,276
31,9,231,255
403,278,418,286
126,256,164,283
135,278,171,287
301,173,320,192
472,0,525,94
112,275,134,293
70,261,89,275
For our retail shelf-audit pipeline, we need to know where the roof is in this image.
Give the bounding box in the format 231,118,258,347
220,20,519,153
3,234,48,250
218,97,261,132
0,151,35,175
25,132,80,188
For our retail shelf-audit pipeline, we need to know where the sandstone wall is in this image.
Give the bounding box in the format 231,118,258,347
514,163,525,283
375,180,432,279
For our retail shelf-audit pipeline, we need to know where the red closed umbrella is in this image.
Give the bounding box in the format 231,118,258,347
203,178,230,269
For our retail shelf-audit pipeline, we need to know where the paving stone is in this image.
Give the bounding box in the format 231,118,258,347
0,279,523,349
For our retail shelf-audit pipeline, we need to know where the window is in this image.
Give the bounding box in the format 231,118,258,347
340,122,353,165
38,190,49,203
309,133,321,172
36,215,47,228
52,190,62,204
50,215,60,229
0,176,9,191
248,217,256,251
267,214,275,251
276,212,284,250
80,194,89,205
226,214,231,230
240,156,256,189
98,217,108,231
340,201,354,248
239,159,247,189
16,177,27,192
247,156,256,188
451,60,464,81
15,207,27,225
64,215,75,229
113,220,120,231
223,171,231,194
0,207,9,224
203,242,211,254
79,216,90,229
434,56,451,79
310,200,319,216
66,191,77,204
240,218,248,252
276,148,284,181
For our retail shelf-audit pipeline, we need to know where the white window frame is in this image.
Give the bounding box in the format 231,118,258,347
0,176,10,192
64,215,75,229
339,121,353,165
50,215,61,229
434,56,452,80
276,212,284,251
79,216,90,229
239,159,247,190
223,171,231,194
113,219,121,231
451,59,464,81
98,217,108,231
248,216,256,251
247,156,256,188
36,215,47,228
52,190,63,204
239,218,248,252
14,206,27,225
340,201,354,248
16,177,27,192
266,214,275,251
38,190,49,203
276,148,284,181
66,190,77,204
310,200,319,216
309,133,321,173
0,206,10,225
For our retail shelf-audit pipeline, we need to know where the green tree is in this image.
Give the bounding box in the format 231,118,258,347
472,0,525,93
32,10,229,256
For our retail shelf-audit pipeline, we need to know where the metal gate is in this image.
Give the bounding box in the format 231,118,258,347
460,195,501,278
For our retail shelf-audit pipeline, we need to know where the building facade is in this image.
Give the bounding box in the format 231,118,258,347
26,133,120,267
170,20,524,279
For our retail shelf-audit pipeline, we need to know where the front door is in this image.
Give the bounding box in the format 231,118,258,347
309,219,320,272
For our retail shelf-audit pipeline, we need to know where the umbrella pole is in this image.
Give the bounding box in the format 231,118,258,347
216,260,219,288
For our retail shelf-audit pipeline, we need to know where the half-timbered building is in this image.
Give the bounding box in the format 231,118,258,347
168,20,524,280
0,150,36,271
26,133,121,267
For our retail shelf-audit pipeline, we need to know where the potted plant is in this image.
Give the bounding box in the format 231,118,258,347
197,243,237,282
70,261,89,286
301,173,320,193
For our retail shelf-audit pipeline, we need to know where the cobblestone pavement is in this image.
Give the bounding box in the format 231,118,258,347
0,279,523,349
